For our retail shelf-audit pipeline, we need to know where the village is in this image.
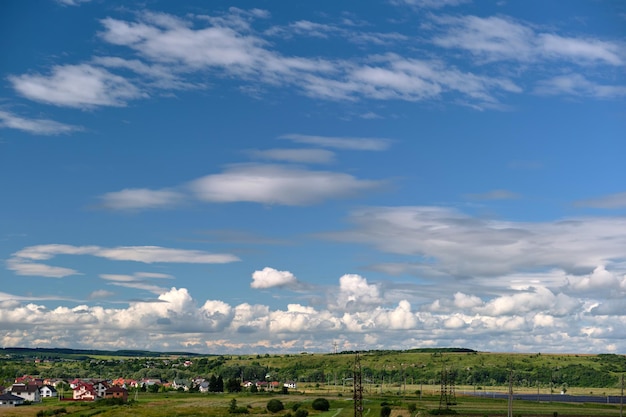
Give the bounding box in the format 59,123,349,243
0,373,298,408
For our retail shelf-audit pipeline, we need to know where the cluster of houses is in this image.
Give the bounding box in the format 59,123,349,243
0,375,128,408
0,374,298,408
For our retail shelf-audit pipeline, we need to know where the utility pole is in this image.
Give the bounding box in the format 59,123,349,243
507,367,513,417
353,353,363,417
619,374,624,417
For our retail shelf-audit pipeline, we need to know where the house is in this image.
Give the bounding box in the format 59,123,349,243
104,386,128,402
14,375,36,385
40,385,58,398
9,384,41,403
268,381,280,390
171,380,189,391
69,378,83,389
93,381,110,398
141,378,162,387
198,381,210,393
73,383,96,401
44,378,65,388
0,393,25,407
111,378,137,388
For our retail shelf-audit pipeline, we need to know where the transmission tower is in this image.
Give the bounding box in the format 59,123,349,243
353,353,363,417
438,359,456,411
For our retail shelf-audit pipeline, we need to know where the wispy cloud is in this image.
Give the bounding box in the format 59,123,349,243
98,188,184,210
9,64,145,108
6,258,80,278
432,15,625,66
88,289,115,299
246,148,335,164
280,134,392,151
100,273,173,295
322,206,626,278
9,244,239,278
464,189,520,200
56,0,91,6
189,164,384,206
535,74,626,99
8,8,625,115
266,20,408,46
574,191,626,209
0,110,82,135
392,0,471,9
99,163,385,210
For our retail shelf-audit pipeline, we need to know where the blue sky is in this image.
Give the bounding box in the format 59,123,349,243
1,0,625,354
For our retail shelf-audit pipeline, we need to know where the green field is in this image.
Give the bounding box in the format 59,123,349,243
2,348,625,417
2,390,625,417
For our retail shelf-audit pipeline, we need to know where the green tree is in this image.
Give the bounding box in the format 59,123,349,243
209,375,218,392
295,409,309,417
226,378,242,393
229,398,238,413
267,399,285,413
312,398,330,411
381,405,392,417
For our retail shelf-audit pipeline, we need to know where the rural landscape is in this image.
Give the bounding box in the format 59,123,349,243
3,0,626,416
1,347,625,416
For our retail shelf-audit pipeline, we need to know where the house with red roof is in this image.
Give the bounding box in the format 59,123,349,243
72,383,96,401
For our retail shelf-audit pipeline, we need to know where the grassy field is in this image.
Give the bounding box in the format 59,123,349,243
2,390,625,417
3,349,625,416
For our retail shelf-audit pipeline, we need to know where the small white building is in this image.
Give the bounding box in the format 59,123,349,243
0,393,25,407
40,385,58,398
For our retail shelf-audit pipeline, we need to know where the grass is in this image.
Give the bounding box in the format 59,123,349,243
4,390,624,417
0,395,619,417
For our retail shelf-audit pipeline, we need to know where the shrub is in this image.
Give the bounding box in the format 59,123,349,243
295,409,309,417
381,405,392,417
408,403,417,414
229,398,249,414
267,399,285,413
428,410,457,415
312,398,330,411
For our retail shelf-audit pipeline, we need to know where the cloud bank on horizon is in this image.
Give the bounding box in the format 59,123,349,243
1,0,625,354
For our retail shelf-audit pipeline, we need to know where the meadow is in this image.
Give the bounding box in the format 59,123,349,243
2,388,625,417
2,348,626,417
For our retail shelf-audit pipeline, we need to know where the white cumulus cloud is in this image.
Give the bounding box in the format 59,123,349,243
251,267,298,289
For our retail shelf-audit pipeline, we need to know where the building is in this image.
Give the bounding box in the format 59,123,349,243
93,381,110,398
73,383,97,401
0,393,25,407
104,386,128,402
40,385,58,398
9,384,41,403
